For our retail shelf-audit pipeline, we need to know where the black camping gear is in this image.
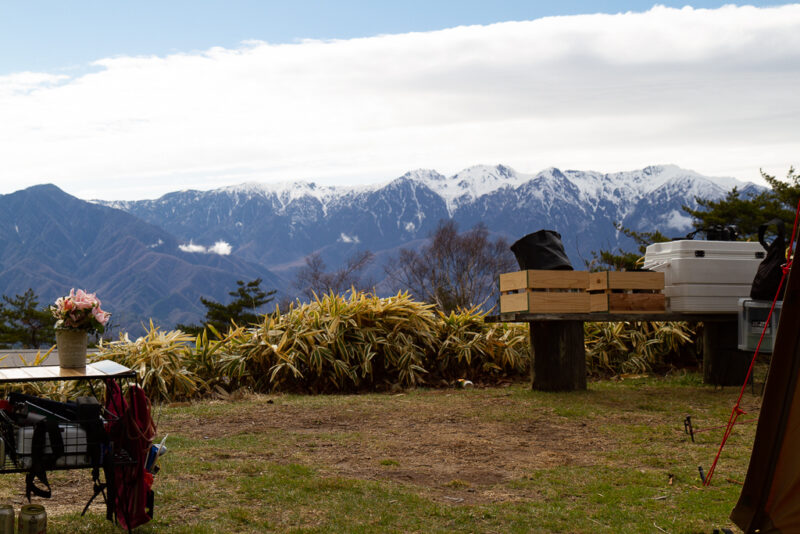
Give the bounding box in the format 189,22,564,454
6,393,106,501
684,225,740,241
750,218,787,301
510,230,573,271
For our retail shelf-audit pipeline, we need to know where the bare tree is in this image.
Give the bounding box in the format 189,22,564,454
385,220,516,313
295,250,375,300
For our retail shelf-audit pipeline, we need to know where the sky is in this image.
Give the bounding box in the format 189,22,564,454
1,1,798,200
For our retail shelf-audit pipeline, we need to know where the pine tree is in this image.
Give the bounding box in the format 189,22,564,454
684,168,799,238
177,279,276,335
0,288,56,349
590,168,799,270
586,223,671,271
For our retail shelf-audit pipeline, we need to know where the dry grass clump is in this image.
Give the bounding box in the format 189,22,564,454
93,291,529,401
4,293,699,402
96,321,200,402
584,321,697,375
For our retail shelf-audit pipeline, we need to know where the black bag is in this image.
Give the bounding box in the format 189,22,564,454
750,218,787,301
510,230,573,271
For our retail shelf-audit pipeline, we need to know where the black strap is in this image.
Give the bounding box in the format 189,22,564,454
103,443,116,521
25,470,52,500
82,417,106,472
758,218,785,251
25,418,65,501
146,488,154,520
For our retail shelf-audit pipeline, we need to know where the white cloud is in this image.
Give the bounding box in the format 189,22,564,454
0,71,69,97
660,210,695,231
178,240,232,255
338,233,360,244
208,240,232,255
1,4,799,200
178,242,207,254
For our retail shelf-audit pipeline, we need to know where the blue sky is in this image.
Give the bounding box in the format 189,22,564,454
1,2,799,199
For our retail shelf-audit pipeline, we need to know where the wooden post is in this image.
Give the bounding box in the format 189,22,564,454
530,320,587,391
703,320,749,386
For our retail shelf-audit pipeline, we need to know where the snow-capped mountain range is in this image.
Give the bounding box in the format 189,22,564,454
100,164,757,281
0,164,758,335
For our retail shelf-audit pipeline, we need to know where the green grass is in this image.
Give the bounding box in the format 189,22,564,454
0,373,760,533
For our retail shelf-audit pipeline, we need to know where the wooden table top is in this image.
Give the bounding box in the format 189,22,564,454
485,311,737,323
0,360,135,383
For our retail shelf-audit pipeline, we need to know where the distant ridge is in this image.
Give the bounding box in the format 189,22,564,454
0,184,282,336
0,165,757,334
96,163,755,282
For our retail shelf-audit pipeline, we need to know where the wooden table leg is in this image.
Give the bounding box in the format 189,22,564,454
529,320,587,391
703,320,749,386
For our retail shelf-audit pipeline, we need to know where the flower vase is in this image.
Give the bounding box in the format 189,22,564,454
56,328,88,369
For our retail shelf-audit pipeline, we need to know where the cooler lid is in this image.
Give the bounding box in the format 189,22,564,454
644,240,765,269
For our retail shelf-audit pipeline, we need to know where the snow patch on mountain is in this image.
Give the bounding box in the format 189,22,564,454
98,164,750,216
221,180,382,215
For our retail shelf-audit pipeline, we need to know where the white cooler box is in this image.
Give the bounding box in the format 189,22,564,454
644,240,764,313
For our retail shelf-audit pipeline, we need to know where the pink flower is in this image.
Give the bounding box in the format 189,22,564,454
71,289,97,310
92,306,110,326
53,289,109,333
59,296,74,312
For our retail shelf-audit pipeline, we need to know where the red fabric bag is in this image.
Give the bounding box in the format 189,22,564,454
104,380,156,530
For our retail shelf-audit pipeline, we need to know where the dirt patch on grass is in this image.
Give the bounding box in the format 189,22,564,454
162,389,616,504
0,468,110,517
0,384,699,515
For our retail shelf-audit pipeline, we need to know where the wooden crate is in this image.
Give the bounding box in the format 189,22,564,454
588,271,665,313
499,270,589,313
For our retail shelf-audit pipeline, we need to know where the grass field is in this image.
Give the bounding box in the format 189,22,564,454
0,372,762,533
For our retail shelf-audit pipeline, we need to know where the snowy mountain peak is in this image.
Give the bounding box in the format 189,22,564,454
535,167,569,180
404,164,531,215
401,169,446,182
559,164,746,200
92,162,766,303
220,180,379,209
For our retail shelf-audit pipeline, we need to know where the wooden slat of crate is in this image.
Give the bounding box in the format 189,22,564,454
590,293,666,313
501,292,590,313
499,271,590,313
500,270,589,292
531,292,590,313
588,271,665,313
499,292,530,313
529,270,588,289
499,271,529,292
588,271,664,291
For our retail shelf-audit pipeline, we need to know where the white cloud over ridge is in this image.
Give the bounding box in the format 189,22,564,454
1,4,799,200
338,233,360,244
179,240,232,255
